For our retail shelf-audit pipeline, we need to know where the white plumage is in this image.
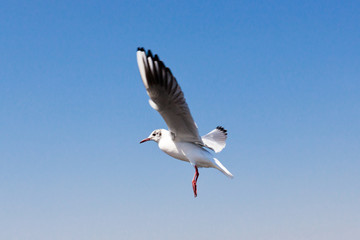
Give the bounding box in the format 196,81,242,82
202,126,228,153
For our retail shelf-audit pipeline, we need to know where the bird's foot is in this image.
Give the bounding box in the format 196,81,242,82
192,180,197,198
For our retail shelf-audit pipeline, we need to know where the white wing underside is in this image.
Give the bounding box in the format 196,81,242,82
137,48,203,144
201,127,227,153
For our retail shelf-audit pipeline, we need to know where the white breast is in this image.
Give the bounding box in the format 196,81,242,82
158,132,189,162
159,138,189,162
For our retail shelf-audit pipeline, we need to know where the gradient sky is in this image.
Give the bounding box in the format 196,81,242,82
1,0,359,239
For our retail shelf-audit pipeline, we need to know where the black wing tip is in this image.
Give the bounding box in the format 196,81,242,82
216,126,228,135
137,48,160,61
166,67,173,75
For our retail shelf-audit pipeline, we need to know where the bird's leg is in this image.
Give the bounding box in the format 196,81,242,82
192,166,199,198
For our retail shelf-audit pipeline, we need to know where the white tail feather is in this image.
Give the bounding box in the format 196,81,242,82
202,126,227,153
214,158,233,178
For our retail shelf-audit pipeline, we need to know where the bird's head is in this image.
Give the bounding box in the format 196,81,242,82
140,129,162,144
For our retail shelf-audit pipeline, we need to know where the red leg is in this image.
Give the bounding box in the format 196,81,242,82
192,166,199,197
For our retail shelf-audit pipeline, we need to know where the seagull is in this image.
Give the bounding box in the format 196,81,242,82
137,48,233,197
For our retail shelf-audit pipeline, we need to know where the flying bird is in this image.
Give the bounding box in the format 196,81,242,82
137,48,233,197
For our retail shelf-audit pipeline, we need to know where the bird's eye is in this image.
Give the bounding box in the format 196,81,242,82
152,133,156,136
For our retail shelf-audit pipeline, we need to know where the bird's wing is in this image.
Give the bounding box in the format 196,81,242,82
137,48,203,144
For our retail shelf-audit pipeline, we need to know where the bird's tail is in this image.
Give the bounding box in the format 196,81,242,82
213,158,233,178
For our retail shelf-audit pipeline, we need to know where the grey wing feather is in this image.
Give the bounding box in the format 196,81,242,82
137,48,203,144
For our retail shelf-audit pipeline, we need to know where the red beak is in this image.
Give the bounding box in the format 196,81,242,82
139,138,151,144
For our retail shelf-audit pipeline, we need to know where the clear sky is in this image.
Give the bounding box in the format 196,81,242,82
1,0,359,239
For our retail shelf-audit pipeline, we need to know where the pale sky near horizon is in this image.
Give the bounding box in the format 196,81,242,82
1,0,359,239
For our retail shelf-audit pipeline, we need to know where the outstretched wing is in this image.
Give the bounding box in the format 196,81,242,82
137,48,203,144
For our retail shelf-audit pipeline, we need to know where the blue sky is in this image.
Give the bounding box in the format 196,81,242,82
1,0,359,239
